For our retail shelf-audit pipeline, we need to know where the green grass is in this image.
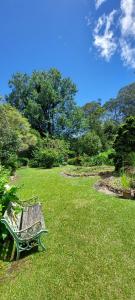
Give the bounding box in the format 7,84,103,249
1,167,135,299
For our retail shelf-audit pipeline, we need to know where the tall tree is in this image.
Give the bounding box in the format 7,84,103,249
82,100,105,133
104,82,135,122
6,69,84,138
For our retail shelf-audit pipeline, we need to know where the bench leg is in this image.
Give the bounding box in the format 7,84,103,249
38,236,46,251
16,246,20,260
16,248,20,260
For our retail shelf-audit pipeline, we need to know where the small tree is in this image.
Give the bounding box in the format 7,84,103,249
79,131,102,156
0,104,37,172
113,116,135,171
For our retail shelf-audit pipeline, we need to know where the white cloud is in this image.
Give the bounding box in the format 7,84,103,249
95,0,107,9
120,39,135,68
120,0,135,36
92,0,135,69
120,0,135,68
93,10,117,61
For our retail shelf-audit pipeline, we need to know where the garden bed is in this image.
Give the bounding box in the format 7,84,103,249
95,176,135,199
63,165,114,178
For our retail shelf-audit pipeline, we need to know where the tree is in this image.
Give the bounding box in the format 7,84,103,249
0,104,37,170
103,119,118,147
113,116,135,171
104,82,135,123
82,100,105,133
6,69,84,138
78,131,102,156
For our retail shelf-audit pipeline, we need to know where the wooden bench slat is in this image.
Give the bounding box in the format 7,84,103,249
21,204,43,230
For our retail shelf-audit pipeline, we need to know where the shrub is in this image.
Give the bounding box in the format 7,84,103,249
0,167,19,241
0,168,19,215
121,174,131,191
125,152,135,168
79,131,102,156
4,154,18,175
97,149,115,166
113,117,135,171
18,157,29,167
30,149,59,168
39,149,58,168
68,156,82,166
70,150,115,167
30,137,70,168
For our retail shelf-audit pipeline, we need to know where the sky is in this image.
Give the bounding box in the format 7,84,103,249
0,0,135,106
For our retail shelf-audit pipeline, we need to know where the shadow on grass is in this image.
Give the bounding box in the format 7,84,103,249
0,237,39,262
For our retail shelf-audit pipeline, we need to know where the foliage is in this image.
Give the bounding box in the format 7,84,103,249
0,167,19,241
113,116,135,171
30,149,58,168
82,100,105,132
6,69,86,138
30,137,70,168
103,120,118,148
121,174,131,191
68,156,83,166
68,149,114,167
126,152,135,168
104,83,135,123
18,157,29,167
0,168,19,216
0,104,37,173
79,131,102,156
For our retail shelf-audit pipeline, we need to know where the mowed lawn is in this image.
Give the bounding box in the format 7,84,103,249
1,167,135,299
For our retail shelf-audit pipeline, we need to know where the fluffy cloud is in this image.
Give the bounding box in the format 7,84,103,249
120,0,135,36
120,40,135,68
92,0,135,69
93,10,117,61
95,0,107,9
120,0,135,68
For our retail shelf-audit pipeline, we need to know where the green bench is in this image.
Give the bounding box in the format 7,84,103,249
1,202,48,260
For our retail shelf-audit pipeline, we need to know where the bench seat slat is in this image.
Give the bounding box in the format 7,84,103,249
21,204,45,230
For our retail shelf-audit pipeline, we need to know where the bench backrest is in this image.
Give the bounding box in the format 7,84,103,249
1,202,22,236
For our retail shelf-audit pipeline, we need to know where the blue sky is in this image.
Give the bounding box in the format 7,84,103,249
0,0,135,105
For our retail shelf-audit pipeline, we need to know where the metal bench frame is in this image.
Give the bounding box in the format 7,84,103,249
1,202,48,260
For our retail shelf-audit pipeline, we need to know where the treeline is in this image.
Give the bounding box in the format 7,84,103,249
0,68,135,173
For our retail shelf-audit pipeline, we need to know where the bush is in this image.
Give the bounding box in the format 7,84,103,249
68,156,82,166
40,149,58,168
30,137,70,168
4,154,18,175
0,168,19,215
79,131,102,156
114,117,135,171
68,150,115,167
0,167,19,241
18,157,29,167
30,149,59,168
97,149,115,166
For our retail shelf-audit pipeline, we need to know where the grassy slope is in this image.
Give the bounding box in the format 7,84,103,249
1,167,135,299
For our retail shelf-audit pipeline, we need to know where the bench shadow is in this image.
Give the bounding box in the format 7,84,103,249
0,237,39,262
0,237,14,262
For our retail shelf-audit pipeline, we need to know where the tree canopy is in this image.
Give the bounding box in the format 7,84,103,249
104,83,135,122
7,69,85,138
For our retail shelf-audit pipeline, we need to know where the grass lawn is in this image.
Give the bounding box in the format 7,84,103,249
1,167,135,299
